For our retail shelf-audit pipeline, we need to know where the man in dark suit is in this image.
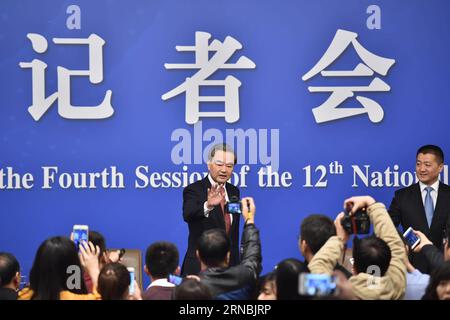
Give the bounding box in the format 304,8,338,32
389,145,450,273
181,143,241,276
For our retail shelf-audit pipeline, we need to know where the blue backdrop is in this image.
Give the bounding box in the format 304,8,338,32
1,0,450,287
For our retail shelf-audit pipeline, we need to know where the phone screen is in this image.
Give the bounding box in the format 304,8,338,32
127,267,135,295
73,225,88,251
226,202,241,214
167,274,183,286
299,274,337,296
403,228,420,249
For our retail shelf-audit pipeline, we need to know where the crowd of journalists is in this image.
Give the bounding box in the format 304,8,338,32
1,194,450,301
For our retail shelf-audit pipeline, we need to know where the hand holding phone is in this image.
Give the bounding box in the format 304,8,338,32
403,227,421,250
127,267,135,295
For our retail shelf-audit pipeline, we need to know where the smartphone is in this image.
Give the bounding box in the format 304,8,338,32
298,273,338,297
127,267,135,295
167,274,183,286
72,225,89,251
403,227,421,250
225,201,242,215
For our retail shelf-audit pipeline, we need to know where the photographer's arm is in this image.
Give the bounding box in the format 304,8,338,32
366,201,407,299
308,237,345,275
309,211,349,275
414,230,444,273
238,224,262,280
422,244,444,273
239,198,261,277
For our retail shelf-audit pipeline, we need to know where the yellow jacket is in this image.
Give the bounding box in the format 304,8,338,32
18,287,101,300
308,202,407,300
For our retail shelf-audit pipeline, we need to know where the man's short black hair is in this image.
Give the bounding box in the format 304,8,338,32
173,279,213,300
0,252,20,287
197,229,230,267
275,258,309,300
417,145,444,164
145,242,179,279
352,236,391,276
300,214,336,254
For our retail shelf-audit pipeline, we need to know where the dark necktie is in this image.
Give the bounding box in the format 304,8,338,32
219,186,231,234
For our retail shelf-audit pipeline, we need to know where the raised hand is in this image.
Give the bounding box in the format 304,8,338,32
241,197,255,224
207,184,225,209
343,196,376,214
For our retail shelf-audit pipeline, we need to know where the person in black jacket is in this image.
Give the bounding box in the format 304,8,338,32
198,197,262,299
413,228,450,273
181,143,240,276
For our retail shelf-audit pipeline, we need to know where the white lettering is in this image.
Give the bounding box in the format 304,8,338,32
42,166,124,189
0,167,34,190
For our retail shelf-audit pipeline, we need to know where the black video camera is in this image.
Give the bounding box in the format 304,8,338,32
340,205,371,234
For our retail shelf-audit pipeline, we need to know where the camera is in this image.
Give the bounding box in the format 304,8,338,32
225,196,243,214
340,207,370,234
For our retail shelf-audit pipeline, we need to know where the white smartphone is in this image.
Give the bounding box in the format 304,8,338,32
403,227,421,250
127,267,135,295
72,225,89,251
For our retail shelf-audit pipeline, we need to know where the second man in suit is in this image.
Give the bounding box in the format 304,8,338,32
181,143,241,276
389,145,450,273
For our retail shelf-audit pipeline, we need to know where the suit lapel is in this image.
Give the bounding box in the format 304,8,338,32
203,176,212,190
431,182,449,230
225,183,240,228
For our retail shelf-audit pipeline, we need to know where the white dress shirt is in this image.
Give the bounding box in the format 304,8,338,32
146,278,175,290
419,179,440,210
203,174,232,223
